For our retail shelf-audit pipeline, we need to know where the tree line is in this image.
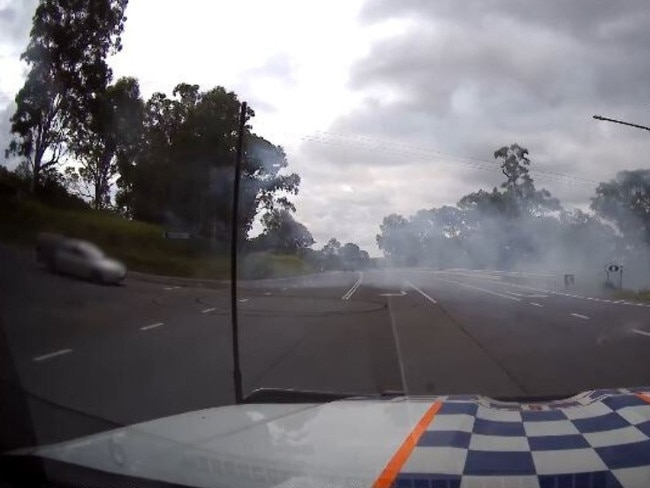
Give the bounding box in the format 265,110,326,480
2,0,373,265
5,0,296,240
377,143,650,283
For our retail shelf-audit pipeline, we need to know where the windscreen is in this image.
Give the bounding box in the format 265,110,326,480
2,0,650,471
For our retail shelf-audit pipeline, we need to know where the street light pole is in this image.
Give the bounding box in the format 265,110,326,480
593,114,650,290
593,115,650,133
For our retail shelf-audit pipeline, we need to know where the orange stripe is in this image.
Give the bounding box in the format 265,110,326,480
636,392,650,404
372,402,442,488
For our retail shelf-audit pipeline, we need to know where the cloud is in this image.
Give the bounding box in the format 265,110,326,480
0,0,36,164
289,0,650,253
2,0,649,257
0,0,36,45
0,93,16,168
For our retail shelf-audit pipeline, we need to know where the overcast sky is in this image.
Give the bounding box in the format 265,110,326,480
2,0,650,255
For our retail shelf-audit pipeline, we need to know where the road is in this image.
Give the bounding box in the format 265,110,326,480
2,244,650,448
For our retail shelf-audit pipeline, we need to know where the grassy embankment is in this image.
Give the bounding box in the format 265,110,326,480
613,289,650,303
0,196,311,280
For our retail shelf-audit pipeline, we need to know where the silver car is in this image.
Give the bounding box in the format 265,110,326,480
51,239,127,285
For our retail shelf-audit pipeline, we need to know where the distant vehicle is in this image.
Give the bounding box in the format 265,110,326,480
36,233,127,284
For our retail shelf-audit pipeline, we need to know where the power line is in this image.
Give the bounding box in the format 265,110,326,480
288,131,600,189
308,130,602,186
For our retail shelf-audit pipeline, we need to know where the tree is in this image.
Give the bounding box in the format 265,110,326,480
591,169,650,247
376,214,420,265
0,163,88,210
258,209,314,253
69,77,144,208
456,145,559,223
375,145,566,269
118,84,299,240
322,238,341,256
409,206,469,267
6,0,128,191
339,242,370,270
493,144,560,218
456,145,561,267
320,238,342,269
559,209,619,269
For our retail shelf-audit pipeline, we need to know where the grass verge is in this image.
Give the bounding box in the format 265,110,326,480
1,196,311,280
614,289,650,303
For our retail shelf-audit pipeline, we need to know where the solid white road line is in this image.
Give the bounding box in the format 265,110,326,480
530,302,543,307
570,313,590,320
201,308,216,314
140,322,164,330
33,348,73,362
632,329,650,337
434,277,522,301
386,296,410,395
342,272,364,300
406,281,437,304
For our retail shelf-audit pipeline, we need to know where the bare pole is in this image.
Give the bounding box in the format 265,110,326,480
593,114,650,288
230,101,247,404
593,115,650,133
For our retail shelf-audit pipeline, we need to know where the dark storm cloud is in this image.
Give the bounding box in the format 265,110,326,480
361,0,650,42
351,0,650,156
293,0,650,251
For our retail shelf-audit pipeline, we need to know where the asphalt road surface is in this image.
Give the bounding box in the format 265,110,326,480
2,244,650,448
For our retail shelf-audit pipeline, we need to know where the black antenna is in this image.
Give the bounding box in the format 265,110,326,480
230,101,246,404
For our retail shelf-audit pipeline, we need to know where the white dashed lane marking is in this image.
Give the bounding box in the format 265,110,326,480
632,329,650,337
201,308,216,314
530,302,543,307
433,277,521,301
140,322,164,331
239,298,249,303
163,286,181,291
33,348,73,362
570,313,590,320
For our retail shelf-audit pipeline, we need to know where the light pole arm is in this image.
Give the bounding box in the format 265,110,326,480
593,115,650,133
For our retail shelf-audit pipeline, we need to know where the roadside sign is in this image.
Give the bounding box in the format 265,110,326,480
163,231,192,240
564,274,575,287
605,264,623,289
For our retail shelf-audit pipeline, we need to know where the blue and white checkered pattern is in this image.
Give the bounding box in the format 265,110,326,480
395,390,650,488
